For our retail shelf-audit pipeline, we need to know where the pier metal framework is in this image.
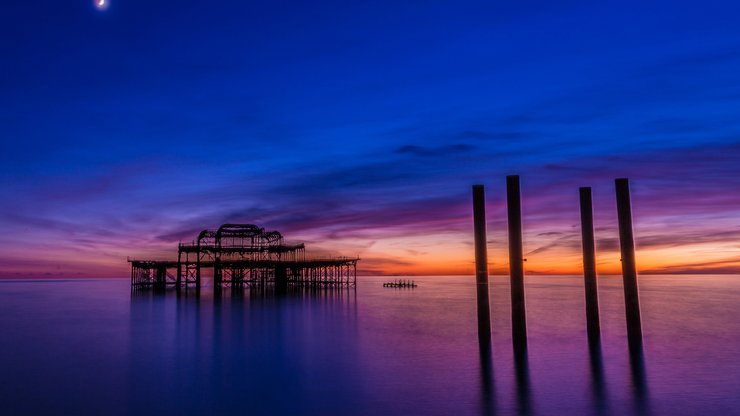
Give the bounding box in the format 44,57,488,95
130,224,358,290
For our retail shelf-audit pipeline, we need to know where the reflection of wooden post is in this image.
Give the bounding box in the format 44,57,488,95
472,185,491,345
579,187,601,343
507,175,527,350
615,178,643,351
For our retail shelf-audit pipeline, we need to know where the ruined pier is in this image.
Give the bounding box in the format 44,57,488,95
130,223,358,290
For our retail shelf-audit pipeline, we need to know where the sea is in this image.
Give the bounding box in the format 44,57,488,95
1,275,739,416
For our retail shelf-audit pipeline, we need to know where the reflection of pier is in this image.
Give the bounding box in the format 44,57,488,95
130,224,358,290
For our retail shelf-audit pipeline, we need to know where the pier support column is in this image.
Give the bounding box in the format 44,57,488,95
579,187,601,344
472,185,492,345
507,175,527,350
176,251,182,293
154,266,166,292
214,259,222,287
615,178,643,351
196,247,202,291
275,266,288,294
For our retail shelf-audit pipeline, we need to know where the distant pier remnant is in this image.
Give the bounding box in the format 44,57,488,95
615,178,643,351
506,175,527,350
472,185,492,345
579,187,601,344
383,280,417,288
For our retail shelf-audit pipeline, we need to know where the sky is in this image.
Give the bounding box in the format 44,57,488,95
1,0,740,277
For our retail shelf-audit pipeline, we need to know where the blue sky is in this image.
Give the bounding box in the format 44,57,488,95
2,0,740,276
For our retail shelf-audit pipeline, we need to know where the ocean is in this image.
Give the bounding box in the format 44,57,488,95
1,275,739,415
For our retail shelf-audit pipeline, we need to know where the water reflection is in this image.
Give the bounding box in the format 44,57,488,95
629,346,649,415
473,332,652,416
176,285,200,300
131,281,657,416
514,345,532,416
588,338,608,414
6,276,740,415
130,285,360,414
478,341,495,415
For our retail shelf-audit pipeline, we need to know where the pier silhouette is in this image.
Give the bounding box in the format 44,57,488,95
129,223,358,291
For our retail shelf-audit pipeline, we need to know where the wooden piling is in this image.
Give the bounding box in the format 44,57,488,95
506,175,527,350
275,265,288,293
195,244,201,291
615,178,643,351
176,250,182,292
154,265,166,291
214,258,222,287
472,185,492,344
579,187,601,343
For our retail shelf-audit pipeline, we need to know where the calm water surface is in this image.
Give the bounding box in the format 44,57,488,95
1,275,739,415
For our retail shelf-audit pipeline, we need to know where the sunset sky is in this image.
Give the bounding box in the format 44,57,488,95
2,0,739,277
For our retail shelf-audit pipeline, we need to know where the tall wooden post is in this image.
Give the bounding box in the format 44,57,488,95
579,187,601,343
472,185,491,345
507,175,527,350
615,178,643,351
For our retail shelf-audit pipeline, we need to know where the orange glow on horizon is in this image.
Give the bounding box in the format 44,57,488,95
348,236,740,276
2,231,739,278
